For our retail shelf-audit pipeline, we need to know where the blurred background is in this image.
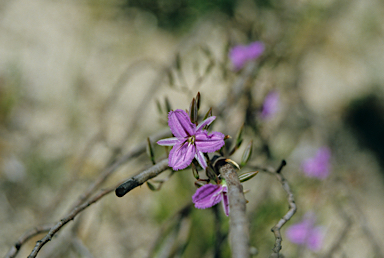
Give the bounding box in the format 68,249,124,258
1,0,384,257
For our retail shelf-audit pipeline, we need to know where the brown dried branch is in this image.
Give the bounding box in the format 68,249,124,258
27,184,116,257
268,160,296,258
218,163,250,258
6,130,170,258
26,160,170,258
115,158,169,197
70,129,170,209
253,160,297,258
5,224,55,258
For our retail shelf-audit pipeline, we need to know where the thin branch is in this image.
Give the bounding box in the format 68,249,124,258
269,160,296,258
320,202,353,258
219,163,250,258
26,160,170,258
146,204,192,258
70,129,170,209
27,185,116,257
254,160,297,258
5,224,55,258
115,159,169,197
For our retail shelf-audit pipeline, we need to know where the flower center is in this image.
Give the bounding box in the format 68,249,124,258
187,135,195,145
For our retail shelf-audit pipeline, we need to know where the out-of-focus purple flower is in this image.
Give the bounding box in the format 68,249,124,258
157,109,225,171
192,183,229,216
260,91,280,119
286,212,324,252
301,147,331,179
229,41,264,70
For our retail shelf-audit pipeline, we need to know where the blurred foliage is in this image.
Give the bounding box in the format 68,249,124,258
121,0,238,31
0,66,22,126
250,198,287,256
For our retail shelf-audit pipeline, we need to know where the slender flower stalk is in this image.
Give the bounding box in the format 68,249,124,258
192,182,229,216
157,109,225,170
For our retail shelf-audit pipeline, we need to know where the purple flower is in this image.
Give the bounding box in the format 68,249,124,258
260,91,279,119
157,109,225,171
301,147,331,179
229,41,264,70
286,213,324,252
192,183,229,216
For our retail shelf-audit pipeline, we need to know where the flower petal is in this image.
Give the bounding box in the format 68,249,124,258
196,116,216,132
192,184,224,209
168,109,195,138
307,226,324,251
195,131,225,153
246,41,265,60
301,147,331,179
221,188,229,216
195,151,207,170
229,45,249,70
168,142,196,170
157,137,179,146
286,219,313,245
260,91,279,119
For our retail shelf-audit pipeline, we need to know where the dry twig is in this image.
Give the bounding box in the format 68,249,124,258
26,160,170,258
115,159,169,197
253,160,297,258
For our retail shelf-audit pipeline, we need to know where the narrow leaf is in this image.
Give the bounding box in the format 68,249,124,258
229,138,243,156
239,171,259,183
206,166,218,182
191,163,199,179
240,140,253,167
189,98,197,124
175,53,182,71
203,60,214,77
167,70,174,88
196,92,201,111
200,45,211,58
147,181,157,191
203,107,213,129
235,124,244,146
155,99,163,114
165,96,172,113
146,137,155,165
195,181,206,187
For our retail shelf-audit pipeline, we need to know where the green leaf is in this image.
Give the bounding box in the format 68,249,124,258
155,99,163,114
146,137,155,165
240,140,253,167
239,171,259,183
203,107,213,129
235,124,244,146
167,70,174,88
196,92,201,111
175,52,182,71
147,181,157,191
189,97,197,124
191,163,199,179
229,138,243,156
165,96,172,113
